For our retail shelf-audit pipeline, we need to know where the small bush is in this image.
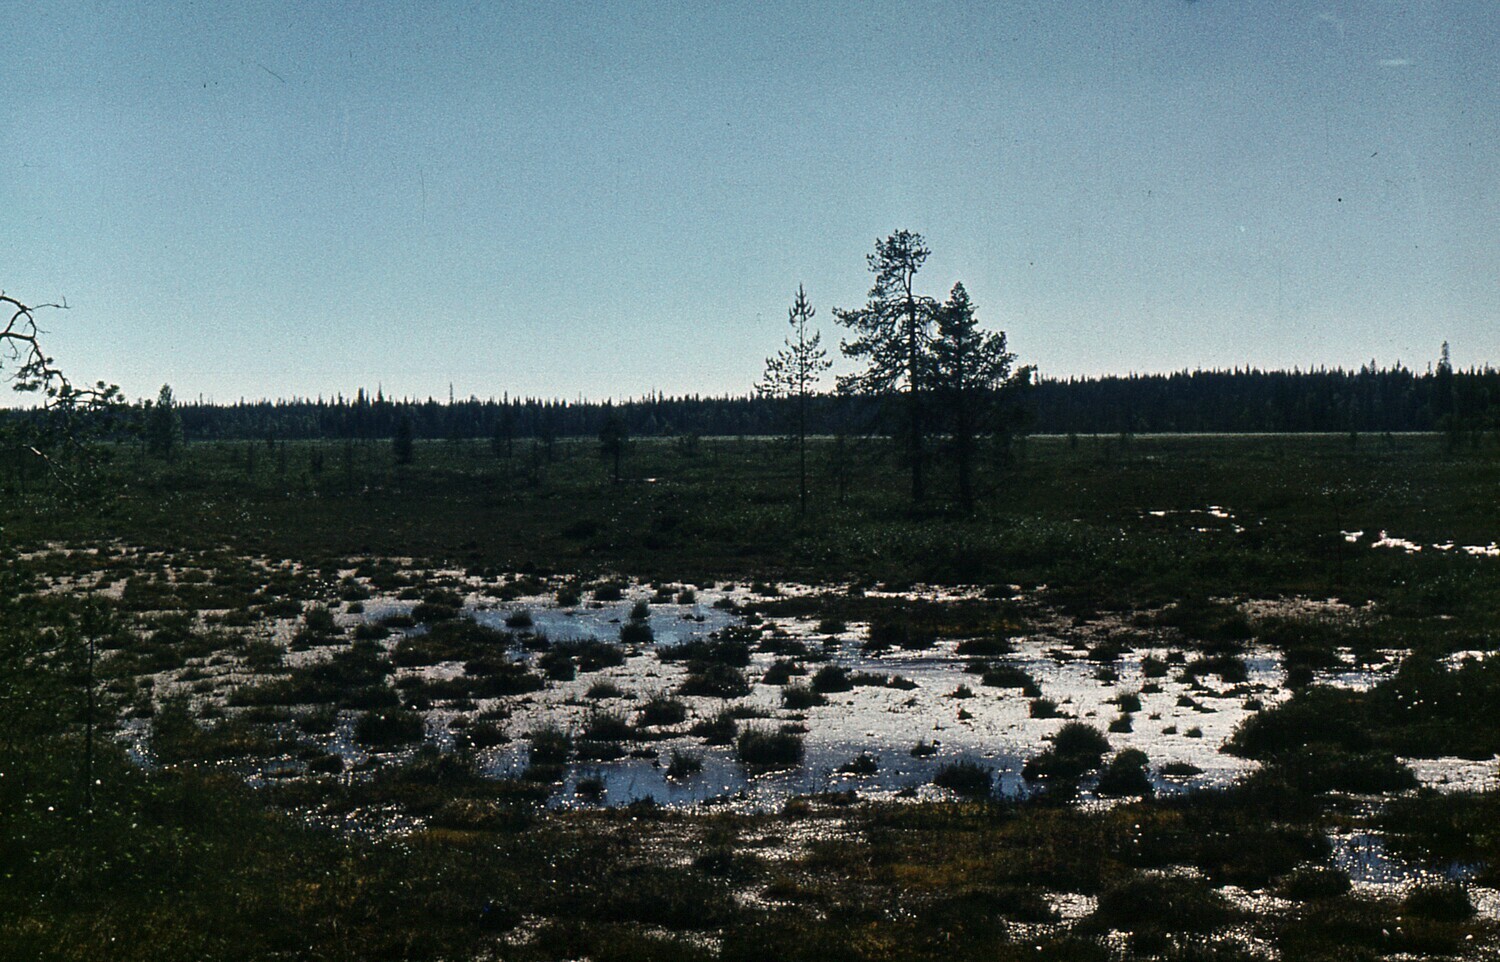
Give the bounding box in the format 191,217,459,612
412,602,459,623
582,710,631,742
1261,748,1417,795
1185,654,1249,684
586,680,625,699
1276,865,1352,901
550,638,626,672
1024,723,1110,781
458,720,509,750
810,665,852,693
679,663,751,698
932,760,992,797
666,749,703,779
1087,874,1239,935
690,709,739,745
980,664,1040,696
1096,748,1154,796
956,636,1015,657
636,693,688,726
504,609,534,628
303,605,338,634
761,659,803,685
657,637,751,666
839,753,879,775
592,582,625,602
1029,698,1061,718
865,618,935,651
736,727,804,769
1401,882,1474,921
528,725,573,765
619,620,654,645
781,684,827,709
355,707,425,747
352,622,390,641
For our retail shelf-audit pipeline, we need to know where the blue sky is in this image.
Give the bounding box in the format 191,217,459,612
4,1,1496,403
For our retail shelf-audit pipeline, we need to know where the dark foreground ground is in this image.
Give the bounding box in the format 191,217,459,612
3,434,1500,961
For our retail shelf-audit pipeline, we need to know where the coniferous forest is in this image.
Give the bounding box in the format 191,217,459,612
56,362,1499,445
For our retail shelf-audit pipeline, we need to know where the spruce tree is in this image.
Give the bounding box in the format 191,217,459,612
929,284,1030,511
145,384,184,460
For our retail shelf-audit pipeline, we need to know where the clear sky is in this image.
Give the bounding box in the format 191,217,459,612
4,1,1496,403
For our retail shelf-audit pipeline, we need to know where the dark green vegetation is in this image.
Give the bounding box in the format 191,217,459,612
47,357,1494,442
4,434,1500,960
7,432,1499,608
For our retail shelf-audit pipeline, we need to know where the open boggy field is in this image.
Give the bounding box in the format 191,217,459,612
6,434,1500,961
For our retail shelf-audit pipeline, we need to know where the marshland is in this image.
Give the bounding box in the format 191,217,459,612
6,431,1500,960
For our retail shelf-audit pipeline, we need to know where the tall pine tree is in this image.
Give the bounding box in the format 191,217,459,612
834,230,936,503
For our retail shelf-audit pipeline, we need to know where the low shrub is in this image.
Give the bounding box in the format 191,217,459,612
1024,723,1110,781
582,710,631,742
1096,748,1153,797
980,664,1041,696
666,749,703,779
690,709,739,745
956,636,1015,657
591,582,625,602
527,725,572,765
839,753,879,775
636,693,688,727
1401,882,1475,921
355,707,425,747
736,727,804,769
932,760,992,797
1086,874,1240,935
1029,698,1061,719
1276,865,1352,901
679,664,751,698
761,659,803,685
781,684,827,709
586,679,625,699
619,620,654,645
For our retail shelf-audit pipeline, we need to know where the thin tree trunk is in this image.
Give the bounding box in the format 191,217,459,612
84,630,95,812
907,286,925,504
797,390,807,516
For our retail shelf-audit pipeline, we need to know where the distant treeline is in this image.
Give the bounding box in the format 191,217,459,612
110,364,1500,442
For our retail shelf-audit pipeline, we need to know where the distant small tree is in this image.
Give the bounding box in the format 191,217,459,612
145,384,184,460
757,284,831,516
929,284,1031,511
835,230,937,503
393,411,415,465
599,405,627,482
